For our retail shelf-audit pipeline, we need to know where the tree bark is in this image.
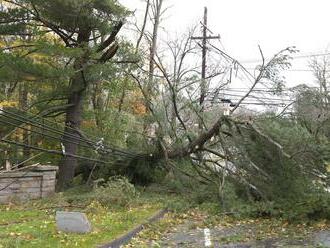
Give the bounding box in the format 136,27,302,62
57,29,91,191
19,82,30,160
57,89,84,189
146,0,163,108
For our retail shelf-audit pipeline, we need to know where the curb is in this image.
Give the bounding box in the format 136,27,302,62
98,209,168,248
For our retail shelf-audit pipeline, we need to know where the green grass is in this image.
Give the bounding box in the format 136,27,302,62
0,191,160,248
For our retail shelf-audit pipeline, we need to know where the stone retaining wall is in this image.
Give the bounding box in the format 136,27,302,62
0,165,58,204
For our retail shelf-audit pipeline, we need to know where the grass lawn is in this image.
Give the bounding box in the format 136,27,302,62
2,183,329,248
0,189,161,248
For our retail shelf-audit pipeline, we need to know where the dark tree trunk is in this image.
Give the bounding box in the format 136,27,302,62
56,18,122,191
19,82,30,160
91,82,105,131
57,29,91,191
57,84,84,190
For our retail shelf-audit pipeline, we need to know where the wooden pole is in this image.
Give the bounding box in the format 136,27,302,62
191,7,220,119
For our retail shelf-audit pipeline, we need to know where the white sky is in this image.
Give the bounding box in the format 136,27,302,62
119,0,330,88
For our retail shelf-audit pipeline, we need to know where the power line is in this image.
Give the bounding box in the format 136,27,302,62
239,52,330,64
0,109,145,159
1,139,109,164
1,109,87,141
209,43,278,96
0,116,96,151
246,67,330,72
211,93,293,102
238,102,289,106
221,88,292,91
2,107,144,154
1,109,141,155
212,101,289,107
38,110,146,140
220,89,292,96
0,117,135,160
220,86,319,91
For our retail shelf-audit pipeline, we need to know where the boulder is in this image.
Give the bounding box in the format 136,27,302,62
56,211,92,234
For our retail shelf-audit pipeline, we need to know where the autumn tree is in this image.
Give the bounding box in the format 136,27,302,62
0,0,129,190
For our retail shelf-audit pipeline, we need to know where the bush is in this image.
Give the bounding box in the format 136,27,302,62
229,192,330,222
93,176,139,207
61,176,139,208
281,193,330,221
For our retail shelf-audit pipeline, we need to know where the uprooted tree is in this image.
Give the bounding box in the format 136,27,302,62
129,25,329,204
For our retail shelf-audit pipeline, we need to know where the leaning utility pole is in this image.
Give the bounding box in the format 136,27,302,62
191,7,220,109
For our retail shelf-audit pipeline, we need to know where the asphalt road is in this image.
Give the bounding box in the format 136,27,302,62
158,222,330,247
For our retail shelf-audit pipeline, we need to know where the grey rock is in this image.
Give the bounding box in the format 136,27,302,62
56,211,92,234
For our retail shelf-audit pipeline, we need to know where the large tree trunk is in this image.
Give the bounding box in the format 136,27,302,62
57,29,91,191
57,86,84,189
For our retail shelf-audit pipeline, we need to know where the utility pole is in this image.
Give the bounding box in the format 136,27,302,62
191,7,220,109
191,7,220,133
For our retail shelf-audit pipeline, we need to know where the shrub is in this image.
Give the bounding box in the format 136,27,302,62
93,176,139,207
61,177,139,208
280,193,330,221
230,192,330,222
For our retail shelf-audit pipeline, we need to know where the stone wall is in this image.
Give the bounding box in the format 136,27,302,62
0,165,58,204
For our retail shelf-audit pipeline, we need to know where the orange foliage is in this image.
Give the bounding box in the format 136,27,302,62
81,120,96,129
131,101,147,115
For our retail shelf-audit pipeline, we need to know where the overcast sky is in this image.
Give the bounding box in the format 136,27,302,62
120,0,330,88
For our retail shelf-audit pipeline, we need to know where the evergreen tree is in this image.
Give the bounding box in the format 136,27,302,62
0,0,128,190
